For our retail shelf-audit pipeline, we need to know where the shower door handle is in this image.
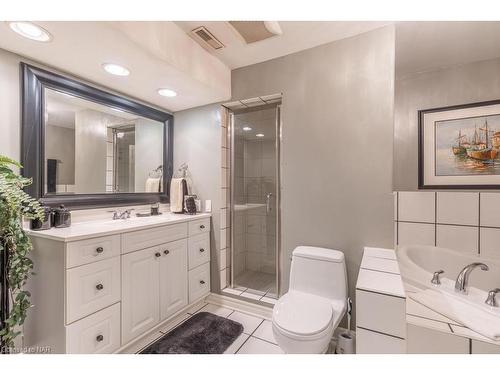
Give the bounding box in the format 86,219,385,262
266,193,273,213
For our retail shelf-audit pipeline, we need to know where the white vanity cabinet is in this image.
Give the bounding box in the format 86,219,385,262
121,238,188,344
121,245,161,344
159,239,189,320
24,214,211,354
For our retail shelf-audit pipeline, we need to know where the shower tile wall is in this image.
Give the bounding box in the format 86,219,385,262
244,139,276,274
220,108,230,290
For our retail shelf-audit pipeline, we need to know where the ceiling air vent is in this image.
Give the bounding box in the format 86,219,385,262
191,26,224,50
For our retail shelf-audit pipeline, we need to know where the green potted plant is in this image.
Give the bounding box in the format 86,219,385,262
0,155,43,352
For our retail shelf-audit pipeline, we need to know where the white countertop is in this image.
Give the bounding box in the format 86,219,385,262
26,212,211,242
356,247,406,298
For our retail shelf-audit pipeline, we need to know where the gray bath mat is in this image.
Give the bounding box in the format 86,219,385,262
139,312,244,354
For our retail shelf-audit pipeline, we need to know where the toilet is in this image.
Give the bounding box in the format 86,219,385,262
272,246,347,354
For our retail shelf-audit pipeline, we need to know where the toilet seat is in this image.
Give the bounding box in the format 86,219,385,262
273,291,334,337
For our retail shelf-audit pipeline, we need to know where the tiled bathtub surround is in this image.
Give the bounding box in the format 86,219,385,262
356,247,500,353
395,191,500,258
356,247,406,354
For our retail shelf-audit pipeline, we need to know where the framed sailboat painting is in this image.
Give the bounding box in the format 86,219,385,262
419,100,500,189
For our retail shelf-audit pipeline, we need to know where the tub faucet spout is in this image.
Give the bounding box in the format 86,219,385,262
454,262,489,294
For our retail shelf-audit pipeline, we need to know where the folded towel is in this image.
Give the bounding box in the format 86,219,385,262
410,288,500,341
145,177,161,193
170,178,188,213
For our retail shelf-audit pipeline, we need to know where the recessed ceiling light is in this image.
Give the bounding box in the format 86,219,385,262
158,88,177,97
102,63,130,77
9,22,52,42
256,133,265,137
243,126,252,131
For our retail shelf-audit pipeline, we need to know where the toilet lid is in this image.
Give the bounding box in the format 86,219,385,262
273,292,333,336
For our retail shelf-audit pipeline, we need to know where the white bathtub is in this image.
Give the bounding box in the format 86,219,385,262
397,245,500,292
397,245,500,339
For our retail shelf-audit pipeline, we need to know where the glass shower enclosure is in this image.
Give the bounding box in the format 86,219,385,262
229,102,281,299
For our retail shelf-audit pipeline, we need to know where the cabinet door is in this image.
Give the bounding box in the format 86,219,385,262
122,247,160,345
159,239,188,320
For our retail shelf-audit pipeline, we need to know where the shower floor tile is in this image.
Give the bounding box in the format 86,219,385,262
234,270,275,294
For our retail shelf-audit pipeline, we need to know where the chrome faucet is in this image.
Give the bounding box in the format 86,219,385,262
485,288,500,307
454,262,489,294
110,209,134,220
431,270,444,285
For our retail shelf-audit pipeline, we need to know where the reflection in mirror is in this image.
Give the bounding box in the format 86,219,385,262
44,88,164,195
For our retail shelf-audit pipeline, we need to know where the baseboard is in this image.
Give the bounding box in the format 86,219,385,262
206,293,273,320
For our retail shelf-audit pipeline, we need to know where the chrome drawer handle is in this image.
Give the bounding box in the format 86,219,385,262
163,250,170,255
96,334,104,342
96,247,104,254
96,284,104,291
199,280,205,285
200,225,205,229
155,252,161,258
199,248,205,253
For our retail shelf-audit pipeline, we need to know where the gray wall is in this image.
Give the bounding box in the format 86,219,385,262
134,118,164,192
45,125,75,185
74,109,108,193
173,104,223,291
232,26,395,322
0,49,21,162
394,57,500,190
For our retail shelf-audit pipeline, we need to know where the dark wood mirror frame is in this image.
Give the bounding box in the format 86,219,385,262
21,63,174,209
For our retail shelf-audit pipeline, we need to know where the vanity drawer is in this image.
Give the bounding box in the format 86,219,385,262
188,262,210,303
66,235,121,268
66,257,121,324
188,233,210,270
122,223,188,254
66,303,121,354
188,218,210,236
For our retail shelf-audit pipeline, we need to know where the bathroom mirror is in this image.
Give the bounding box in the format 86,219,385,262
21,63,173,208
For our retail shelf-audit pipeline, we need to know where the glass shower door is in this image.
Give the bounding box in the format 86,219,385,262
230,103,280,299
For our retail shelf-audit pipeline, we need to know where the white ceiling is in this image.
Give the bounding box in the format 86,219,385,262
0,21,393,113
396,22,500,78
175,21,390,69
0,21,231,112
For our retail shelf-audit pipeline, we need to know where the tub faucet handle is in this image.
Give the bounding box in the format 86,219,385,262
485,288,500,307
431,270,444,285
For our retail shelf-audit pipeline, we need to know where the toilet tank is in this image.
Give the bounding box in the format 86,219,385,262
289,246,347,302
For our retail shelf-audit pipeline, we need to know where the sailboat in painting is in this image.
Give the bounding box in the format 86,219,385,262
452,129,467,155
466,120,498,161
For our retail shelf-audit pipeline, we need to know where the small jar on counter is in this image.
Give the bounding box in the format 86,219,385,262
52,204,71,228
30,206,52,231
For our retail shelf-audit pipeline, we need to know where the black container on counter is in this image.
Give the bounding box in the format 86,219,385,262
52,204,71,228
30,206,52,231
151,202,160,216
184,195,197,215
